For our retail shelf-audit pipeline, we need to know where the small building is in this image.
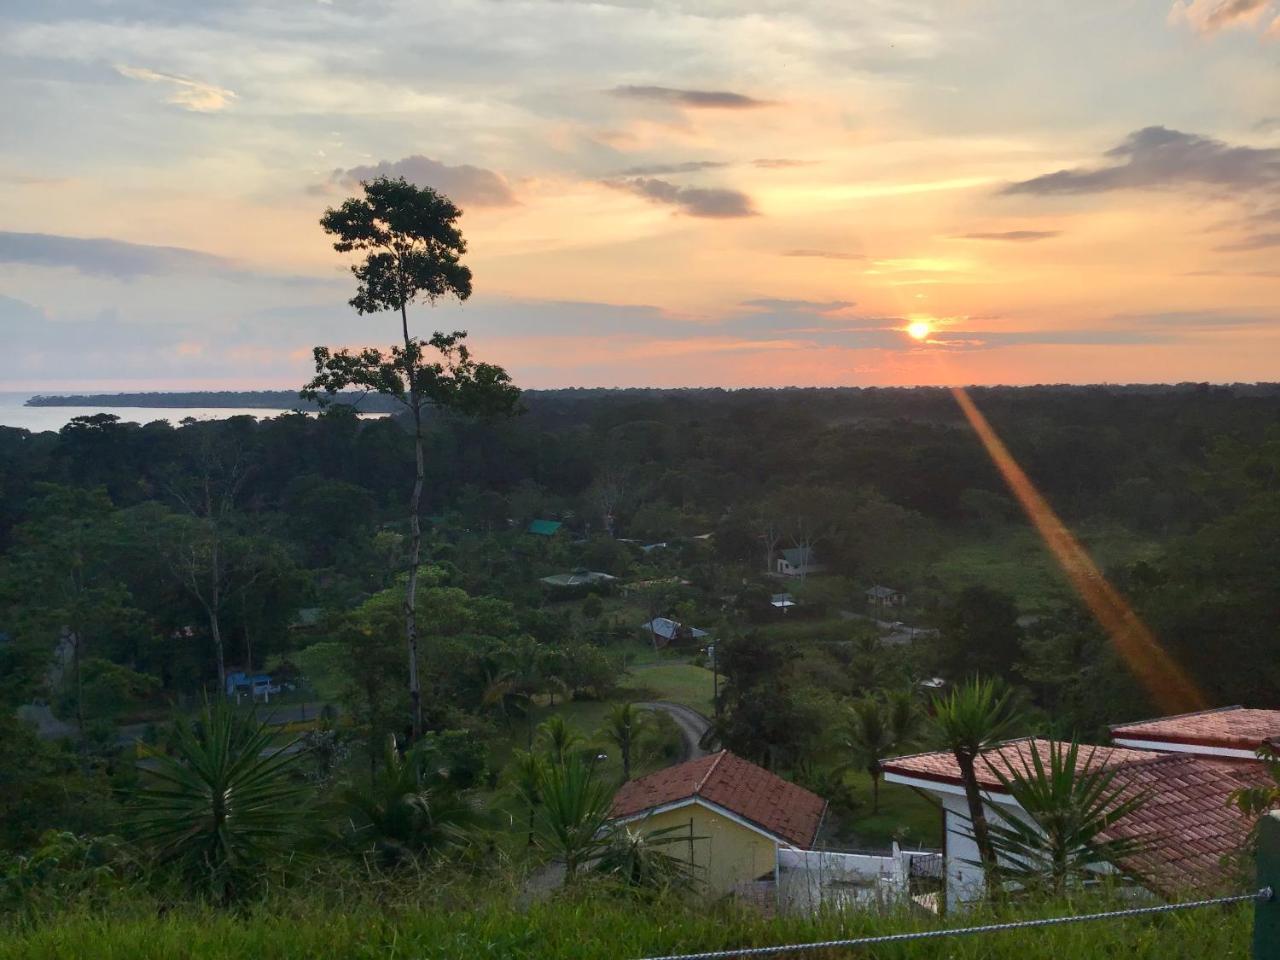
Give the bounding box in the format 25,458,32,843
640,616,709,649
770,592,796,611
776,547,825,578
609,750,827,898
527,519,563,536
866,585,905,608
539,569,617,589
225,671,280,703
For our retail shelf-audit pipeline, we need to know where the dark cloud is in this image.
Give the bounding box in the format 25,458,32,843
782,249,866,260
959,230,1060,242
741,298,854,313
1003,126,1280,195
930,329,1174,349
615,160,729,176
333,155,516,207
610,85,771,109
1215,232,1280,252
1111,309,1277,328
752,158,812,169
607,177,756,217
1201,0,1271,31
0,231,235,279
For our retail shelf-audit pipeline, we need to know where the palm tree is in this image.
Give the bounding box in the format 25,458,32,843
841,698,896,814
930,677,1024,879
601,703,650,781
342,735,482,868
535,752,613,883
505,747,546,847
129,701,307,904
984,740,1149,895
537,715,584,768
885,687,926,751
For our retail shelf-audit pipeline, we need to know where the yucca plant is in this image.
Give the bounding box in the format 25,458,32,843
594,822,703,893
984,740,1150,896
534,753,612,883
129,701,307,904
931,677,1024,875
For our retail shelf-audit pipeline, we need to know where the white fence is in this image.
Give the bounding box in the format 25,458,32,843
776,844,940,915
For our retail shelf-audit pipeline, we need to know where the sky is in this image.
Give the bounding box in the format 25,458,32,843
1,0,1278,391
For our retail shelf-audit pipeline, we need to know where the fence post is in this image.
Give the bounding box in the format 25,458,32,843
1255,811,1280,960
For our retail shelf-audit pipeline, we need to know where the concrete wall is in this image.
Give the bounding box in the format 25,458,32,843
777,847,913,914
633,802,780,899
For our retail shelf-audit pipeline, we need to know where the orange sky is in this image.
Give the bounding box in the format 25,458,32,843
1,0,1278,389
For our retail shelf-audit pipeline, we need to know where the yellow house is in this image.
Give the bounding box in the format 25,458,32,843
608,750,828,898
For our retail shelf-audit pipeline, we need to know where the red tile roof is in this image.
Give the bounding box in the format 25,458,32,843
1102,754,1268,894
881,739,1164,792
609,750,827,849
884,738,1272,895
1111,707,1280,752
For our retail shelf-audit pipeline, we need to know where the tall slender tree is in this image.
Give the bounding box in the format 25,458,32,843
305,176,520,740
930,677,1024,882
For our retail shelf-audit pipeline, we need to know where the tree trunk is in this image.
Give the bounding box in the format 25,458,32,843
401,299,424,742
871,769,880,814
956,750,998,881
622,733,631,781
71,628,84,735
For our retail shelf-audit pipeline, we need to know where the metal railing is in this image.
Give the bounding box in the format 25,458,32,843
634,811,1280,960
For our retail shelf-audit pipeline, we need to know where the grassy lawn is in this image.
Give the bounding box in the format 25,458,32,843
836,770,943,850
624,662,716,714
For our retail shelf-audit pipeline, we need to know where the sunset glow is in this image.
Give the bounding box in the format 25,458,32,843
1,2,1278,390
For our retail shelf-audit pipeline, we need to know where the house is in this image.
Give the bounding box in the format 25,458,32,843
776,547,825,578
1109,705,1280,759
640,616,709,649
770,592,796,611
527,518,563,536
539,569,617,589
882,708,1280,910
225,671,280,703
609,750,827,898
866,585,905,608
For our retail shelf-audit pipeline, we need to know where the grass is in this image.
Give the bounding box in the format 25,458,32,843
0,882,1252,959
837,771,943,849
624,663,716,714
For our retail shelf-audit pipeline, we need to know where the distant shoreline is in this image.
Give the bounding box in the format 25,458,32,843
24,390,402,412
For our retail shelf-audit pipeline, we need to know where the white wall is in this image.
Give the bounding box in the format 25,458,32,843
777,846,925,914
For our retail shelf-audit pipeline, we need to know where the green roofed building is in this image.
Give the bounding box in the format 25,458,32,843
527,519,563,536
540,569,617,588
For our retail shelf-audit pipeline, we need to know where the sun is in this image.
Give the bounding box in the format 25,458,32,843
906,320,932,341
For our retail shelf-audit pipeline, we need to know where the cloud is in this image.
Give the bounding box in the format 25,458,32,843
610,85,771,109
1169,0,1276,35
740,298,855,313
782,249,866,260
959,230,1061,242
0,231,235,278
606,177,756,217
332,155,517,207
1214,232,1280,251
1004,126,1280,195
752,158,813,169
615,160,729,176
1111,309,1278,327
115,65,236,112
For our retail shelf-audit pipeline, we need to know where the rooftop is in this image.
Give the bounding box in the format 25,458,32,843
882,738,1164,792
1110,706,1280,752
610,750,827,849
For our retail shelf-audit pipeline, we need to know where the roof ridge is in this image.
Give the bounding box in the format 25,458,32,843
1109,705,1245,731
693,750,727,795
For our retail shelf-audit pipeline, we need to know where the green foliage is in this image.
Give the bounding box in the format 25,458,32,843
985,740,1150,895
839,690,924,813
594,823,703,894
341,736,483,868
936,585,1024,681
534,754,613,882
128,702,308,903
931,677,1026,875
599,702,649,780
0,831,135,913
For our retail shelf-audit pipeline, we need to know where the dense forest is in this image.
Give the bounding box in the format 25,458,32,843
2,383,1278,928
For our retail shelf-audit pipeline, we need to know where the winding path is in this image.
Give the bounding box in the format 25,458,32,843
635,700,714,760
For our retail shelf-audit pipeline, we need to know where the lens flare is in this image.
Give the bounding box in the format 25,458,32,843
951,387,1205,714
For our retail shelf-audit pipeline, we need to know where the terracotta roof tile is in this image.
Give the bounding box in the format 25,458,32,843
1110,707,1280,751
609,750,827,848
881,739,1163,792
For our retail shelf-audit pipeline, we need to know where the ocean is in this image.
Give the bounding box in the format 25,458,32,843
0,393,314,433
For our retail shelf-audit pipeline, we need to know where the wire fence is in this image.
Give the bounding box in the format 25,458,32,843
634,887,1272,960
